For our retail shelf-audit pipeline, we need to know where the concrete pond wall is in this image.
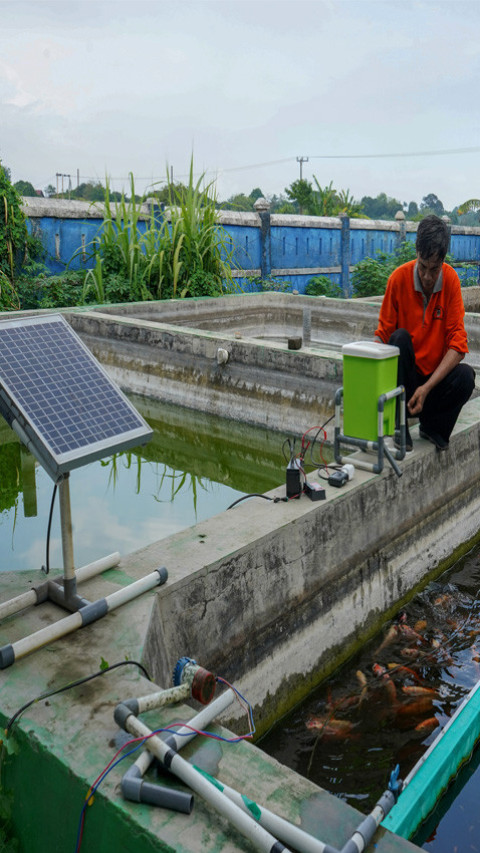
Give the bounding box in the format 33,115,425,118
1,292,480,852
64,292,480,733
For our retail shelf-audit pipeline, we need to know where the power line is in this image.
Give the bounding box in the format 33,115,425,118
309,146,480,160
51,145,480,190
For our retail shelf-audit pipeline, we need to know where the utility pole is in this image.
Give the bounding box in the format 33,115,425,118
296,156,309,181
56,173,73,196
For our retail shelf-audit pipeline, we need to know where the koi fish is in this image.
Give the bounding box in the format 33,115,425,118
305,716,357,739
387,663,423,683
375,625,399,653
414,619,427,633
372,663,397,704
414,717,438,734
397,623,425,644
402,685,438,698
395,696,434,721
400,647,420,659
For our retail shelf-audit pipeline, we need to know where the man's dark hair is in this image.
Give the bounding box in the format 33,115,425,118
415,215,450,261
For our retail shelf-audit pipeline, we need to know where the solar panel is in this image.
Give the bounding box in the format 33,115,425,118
0,314,153,481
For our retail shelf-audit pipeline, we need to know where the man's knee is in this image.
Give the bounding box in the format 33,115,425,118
457,363,476,399
388,329,412,349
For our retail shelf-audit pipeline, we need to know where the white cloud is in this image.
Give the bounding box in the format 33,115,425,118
1,0,480,207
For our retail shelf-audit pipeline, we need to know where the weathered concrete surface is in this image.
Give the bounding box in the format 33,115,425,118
67,294,480,444
1,296,480,852
0,555,420,853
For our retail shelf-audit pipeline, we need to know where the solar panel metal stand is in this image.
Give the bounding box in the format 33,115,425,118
0,314,168,668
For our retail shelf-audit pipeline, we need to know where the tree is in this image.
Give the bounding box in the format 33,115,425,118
406,201,419,219
249,187,263,202
360,193,404,220
285,178,315,214
420,194,444,216
458,199,480,218
0,162,29,307
222,193,255,212
285,177,363,217
44,184,56,197
14,179,37,196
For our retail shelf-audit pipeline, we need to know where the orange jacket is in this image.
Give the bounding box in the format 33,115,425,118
375,260,468,376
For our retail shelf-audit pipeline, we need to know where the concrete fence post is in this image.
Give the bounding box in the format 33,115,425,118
339,212,351,297
395,210,406,246
442,215,452,251
254,197,272,280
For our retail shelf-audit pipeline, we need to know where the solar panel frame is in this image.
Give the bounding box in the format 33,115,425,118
0,313,153,481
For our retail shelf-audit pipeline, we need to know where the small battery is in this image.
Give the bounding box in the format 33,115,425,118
328,470,349,488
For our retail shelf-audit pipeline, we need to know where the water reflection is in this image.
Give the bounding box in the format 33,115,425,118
0,397,283,573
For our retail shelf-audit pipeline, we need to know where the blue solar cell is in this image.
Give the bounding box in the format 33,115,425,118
0,314,152,480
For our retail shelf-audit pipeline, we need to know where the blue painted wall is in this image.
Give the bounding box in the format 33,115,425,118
23,200,480,295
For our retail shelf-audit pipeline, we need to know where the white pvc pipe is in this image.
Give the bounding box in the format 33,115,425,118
75,552,121,581
0,553,120,623
13,610,84,659
58,476,75,582
8,570,164,663
208,778,327,853
129,689,235,776
0,590,38,620
122,712,291,853
136,683,191,714
104,572,163,609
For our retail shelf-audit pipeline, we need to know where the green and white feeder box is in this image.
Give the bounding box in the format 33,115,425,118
342,341,399,441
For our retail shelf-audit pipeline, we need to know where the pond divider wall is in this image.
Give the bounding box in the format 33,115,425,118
66,295,480,734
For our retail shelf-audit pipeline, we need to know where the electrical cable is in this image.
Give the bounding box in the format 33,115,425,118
227,493,286,510
4,660,153,735
41,482,57,575
74,676,256,852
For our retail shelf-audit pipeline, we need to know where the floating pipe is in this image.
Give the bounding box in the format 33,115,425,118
0,567,167,669
114,705,290,853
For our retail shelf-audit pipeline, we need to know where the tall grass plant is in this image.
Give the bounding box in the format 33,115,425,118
81,160,236,304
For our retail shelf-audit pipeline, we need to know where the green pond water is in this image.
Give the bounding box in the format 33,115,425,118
0,395,284,574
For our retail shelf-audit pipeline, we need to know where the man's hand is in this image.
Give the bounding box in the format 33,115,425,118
407,349,464,416
408,385,428,416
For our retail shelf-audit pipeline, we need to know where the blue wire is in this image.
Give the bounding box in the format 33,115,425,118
75,684,256,851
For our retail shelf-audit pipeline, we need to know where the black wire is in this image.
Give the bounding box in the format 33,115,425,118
41,482,58,575
227,493,286,510
4,660,152,735
306,414,335,467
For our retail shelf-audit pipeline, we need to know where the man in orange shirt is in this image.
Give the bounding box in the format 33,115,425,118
375,215,475,451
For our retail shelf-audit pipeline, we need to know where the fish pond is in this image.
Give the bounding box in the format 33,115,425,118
259,545,480,852
0,395,285,573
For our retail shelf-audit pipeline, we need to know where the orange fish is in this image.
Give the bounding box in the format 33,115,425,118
398,624,425,644
387,663,423,683
375,625,399,653
395,696,434,722
414,619,427,633
401,648,420,659
402,685,438,698
306,716,357,739
414,717,438,734
372,663,397,704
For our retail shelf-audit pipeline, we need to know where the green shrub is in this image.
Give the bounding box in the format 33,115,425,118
16,272,86,310
351,241,417,298
79,161,235,305
305,275,343,297
246,275,292,293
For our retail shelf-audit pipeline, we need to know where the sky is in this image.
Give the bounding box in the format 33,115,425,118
1,0,480,210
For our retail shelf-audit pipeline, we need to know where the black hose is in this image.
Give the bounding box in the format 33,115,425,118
41,482,58,574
